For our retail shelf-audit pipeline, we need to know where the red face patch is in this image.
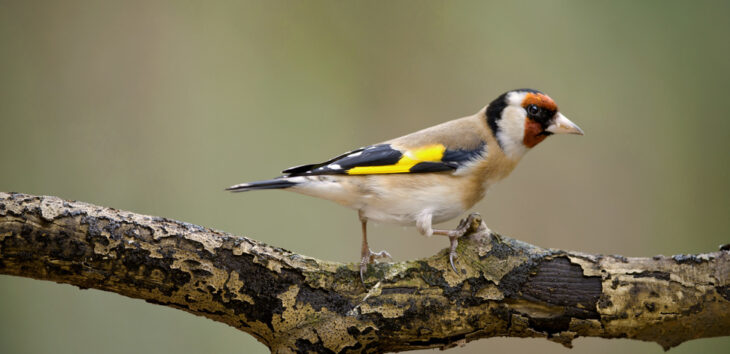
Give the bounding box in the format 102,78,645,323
521,92,557,148
523,119,548,148
521,92,558,111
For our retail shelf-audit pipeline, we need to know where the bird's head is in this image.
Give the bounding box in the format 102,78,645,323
486,89,583,159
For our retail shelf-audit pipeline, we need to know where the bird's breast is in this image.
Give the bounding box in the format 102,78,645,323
347,174,472,225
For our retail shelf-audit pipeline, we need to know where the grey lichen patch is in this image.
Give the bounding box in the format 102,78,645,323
40,196,65,222
672,253,714,264
0,192,34,216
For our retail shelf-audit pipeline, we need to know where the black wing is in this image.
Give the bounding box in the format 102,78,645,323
282,142,486,176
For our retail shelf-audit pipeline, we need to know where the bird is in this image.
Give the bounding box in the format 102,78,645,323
227,89,583,283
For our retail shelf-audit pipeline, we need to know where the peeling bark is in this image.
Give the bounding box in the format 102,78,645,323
0,192,728,353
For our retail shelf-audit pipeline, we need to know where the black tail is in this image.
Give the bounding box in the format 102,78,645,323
225,178,298,192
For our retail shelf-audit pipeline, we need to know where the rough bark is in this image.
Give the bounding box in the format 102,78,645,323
0,192,728,353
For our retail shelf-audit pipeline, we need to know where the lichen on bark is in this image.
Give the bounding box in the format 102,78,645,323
0,192,728,353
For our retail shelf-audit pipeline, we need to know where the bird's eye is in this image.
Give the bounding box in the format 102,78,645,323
527,104,540,115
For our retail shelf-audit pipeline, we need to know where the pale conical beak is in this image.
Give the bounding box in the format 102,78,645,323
546,113,584,135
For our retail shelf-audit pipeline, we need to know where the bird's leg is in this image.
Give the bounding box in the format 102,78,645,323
359,213,391,284
431,213,482,273
359,219,370,281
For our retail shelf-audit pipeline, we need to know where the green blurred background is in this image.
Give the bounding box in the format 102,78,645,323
1,1,729,353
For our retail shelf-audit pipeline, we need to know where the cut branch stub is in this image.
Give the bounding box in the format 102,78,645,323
0,192,728,353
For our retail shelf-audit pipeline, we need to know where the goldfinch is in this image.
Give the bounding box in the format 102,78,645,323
227,89,583,282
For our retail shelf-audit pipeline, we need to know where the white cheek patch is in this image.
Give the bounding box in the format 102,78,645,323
497,106,529,159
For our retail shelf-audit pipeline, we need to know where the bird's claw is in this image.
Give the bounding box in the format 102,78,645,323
360,249,392,285
449,235,459,273
448,213,481,273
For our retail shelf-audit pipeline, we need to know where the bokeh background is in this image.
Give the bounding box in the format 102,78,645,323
1,1,729,353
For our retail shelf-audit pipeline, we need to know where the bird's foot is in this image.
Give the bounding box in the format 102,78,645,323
360,249,392,284
434,213,483,273
368,249,392,264
456,212,483,236
448,235,459,273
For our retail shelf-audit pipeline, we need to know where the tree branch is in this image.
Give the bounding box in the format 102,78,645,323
0,192,728,352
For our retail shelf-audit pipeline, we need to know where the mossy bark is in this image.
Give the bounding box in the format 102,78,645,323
1,192,728,353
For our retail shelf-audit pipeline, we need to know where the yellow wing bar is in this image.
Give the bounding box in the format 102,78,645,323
346,144,446,175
